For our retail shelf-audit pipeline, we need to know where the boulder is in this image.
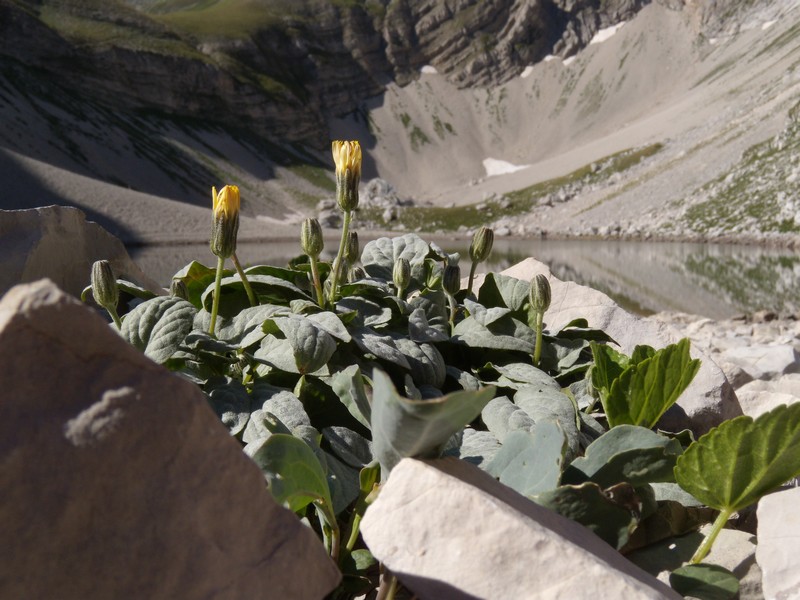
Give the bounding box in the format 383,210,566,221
0,205,160,298
361,457,681,600
757,487,800,600
0,280,340,599
721,344,800,381
494,259,742,435
735,374,800,418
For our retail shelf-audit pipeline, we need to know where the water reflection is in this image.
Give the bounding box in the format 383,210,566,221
128,237,800,319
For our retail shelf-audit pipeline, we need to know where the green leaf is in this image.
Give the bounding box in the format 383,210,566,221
565,425,684,488
452,429,502,468
485,423,566,496
201,274,310,314
452,317,535,353
674,403,800,512
207,380,251,436
337,297,393,327
245,434,334,524
408,307,449,343
370,370,495,479
216,304,289,347
534,482,639,549
172,261,226,308
274,314,337,375
669,564,739,600
361,234,430,289
352,327,410,369
514,384,580,460
120,296,197,363
590,342,630,398
478,273,530,314
409,291,449,341
393,337,446,388
330,365,372,429
464,298,512,326
481,396,535,441
603,339,701,429
322,426,373,468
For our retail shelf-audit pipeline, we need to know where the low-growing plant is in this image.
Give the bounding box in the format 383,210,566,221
84,140,800,599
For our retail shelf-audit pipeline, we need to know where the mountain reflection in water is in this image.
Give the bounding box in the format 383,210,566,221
128,237,800,319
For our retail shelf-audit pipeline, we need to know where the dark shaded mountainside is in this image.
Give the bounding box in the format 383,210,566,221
0,0,775,245
2,0,658,147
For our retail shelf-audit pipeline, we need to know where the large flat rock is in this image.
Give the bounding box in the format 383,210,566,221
0,279,340,599
494,259,742,434
361,457,680,600
757,486,800,600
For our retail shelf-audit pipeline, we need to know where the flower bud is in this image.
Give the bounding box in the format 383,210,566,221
530,274,551,313
344,230,359,264
332,140,361,212
210,185,240,259
469,226,494,264
393,257,411,293
348,266,366,283
170,278,188,300
443,264,461,296
301,217,324,258
91,260,119,309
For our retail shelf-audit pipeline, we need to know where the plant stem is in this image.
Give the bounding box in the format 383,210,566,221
447,292,458,332
467,260,478,296
232,253,257,307
533,311,544,367
328,210,352,305
309,255,325,307
106,305,122,330
690,508,732,564
345,512,363,553
376,569,398,600
209,255,225,335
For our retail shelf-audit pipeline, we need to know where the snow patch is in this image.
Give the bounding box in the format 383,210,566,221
483,158,529,177
421,65,438,74
762,20,777,30
520,65,535,78
563,56,577,67
589,22,625,45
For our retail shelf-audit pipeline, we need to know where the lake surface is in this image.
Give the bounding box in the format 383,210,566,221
128,237,800,319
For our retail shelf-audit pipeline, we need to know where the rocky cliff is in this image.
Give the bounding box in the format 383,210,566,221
0,0,675,147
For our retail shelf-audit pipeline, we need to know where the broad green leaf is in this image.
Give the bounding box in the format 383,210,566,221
590,342,630,397
670,564,739,600
306,311,352,342
274,314,337,375
216,304,289,347
464,298,512,326
453,317,535,353
485,423,566,496
201,274,310,314
207,380,251,436
514,384,580,460
241,409,291,445
452,429,502,468
623,500,717,553
393,337,446,388
481,396,535,442
172,261,226,308
351,327,410,369
337,297,393,327
322,426,373,468
603,339,701,429
446,366,482,391
478,273,530,313
565,425,684,488
255,335,329,376
370,370,495,478
674,403,800,512
361,234,430,288
408,307,449,343
81,279,157,304
534,482,639,549
259,389,312,431
490,363,561,389
120,296,197,363
245,434,334,524
322,450,361,515
330,365,372,429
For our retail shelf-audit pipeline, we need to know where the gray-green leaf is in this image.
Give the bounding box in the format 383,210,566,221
120,296,196,363
669,564,739,600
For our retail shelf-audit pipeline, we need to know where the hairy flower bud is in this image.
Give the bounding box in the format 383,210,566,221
348,266,366,283
530,273,551,313
443,264,461,296
393,257,411,293
91,260,119,309
469,226,494,264
332,140,361,212
344,230,359,264
170,278,188,300
301,217,324,258
210,185,240,259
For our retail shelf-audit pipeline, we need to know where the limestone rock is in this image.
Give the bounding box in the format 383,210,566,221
0,279,340,599
361,457,681,600
495,259,742,435
735,374,800,418
757,487,800,600
721,344,800,381
0,206,160,299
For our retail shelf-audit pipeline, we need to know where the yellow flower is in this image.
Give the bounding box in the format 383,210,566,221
210,184,240,259
212,185,240,220
331,140,361,211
